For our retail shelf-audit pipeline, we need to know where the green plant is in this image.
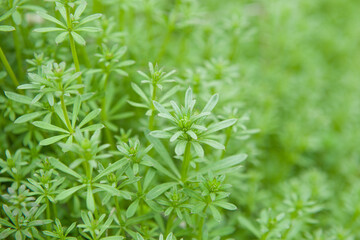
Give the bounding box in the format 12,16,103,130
1,0,360,239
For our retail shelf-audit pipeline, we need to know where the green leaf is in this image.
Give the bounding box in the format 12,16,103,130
136,233,144,240
146,131,181,179
55,31,68,44
184,87,193,111
80,124,104,132
209,205,222,222
49,157,82,180
143,155,178,180
143,168,155,191
93,184,131,200
199,154,247,174
71,31,86,45
56,185,86,201
15,111,46,124
33,27,64,32
213,201,237,210
175,140,187,156
78,13,102,26
131,82,149,104
5,91,34,105
199,139,224,149
150,130,172,139
37,11,66,27
146,182,178,200
0,25,15,32
33,121,69,133
126,199,139,218
87,186,95,212
78,109,101,128
101,237,125,240
202,93,219,113
74,0,87,19
206,119,237,134
40,134,68,146
0,229,16,239
93,158,128,182
237,215,260,238
192,141,204,157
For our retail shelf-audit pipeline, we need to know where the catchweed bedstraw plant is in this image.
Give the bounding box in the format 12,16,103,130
2,0,359,239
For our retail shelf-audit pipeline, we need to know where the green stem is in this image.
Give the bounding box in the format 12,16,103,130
165,212,176,236
52,202,57,218
181,141,192,182
101,74,116,149
136,173,145,215
11,19,24,81
0,46,19,87
148,84,157,130
60,94,74,133
197,204,208,240
65,6,82,86
156,25,174,62
220,127,232,159
45,198,51,220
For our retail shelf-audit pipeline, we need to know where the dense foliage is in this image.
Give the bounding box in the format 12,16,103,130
1,0,359,239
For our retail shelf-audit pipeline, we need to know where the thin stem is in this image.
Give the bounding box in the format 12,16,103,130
11,19,24,81
165,212,176,236
148,84,157,130
0,46,19,87
181,141,192,182
60,94,74,133
101,74,116,149
65,6,82,86
220,127,232,159
197,204,208,240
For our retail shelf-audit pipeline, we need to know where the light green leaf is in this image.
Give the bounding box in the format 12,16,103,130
33,27,64,32
146,182,178,200
93,158,128,182
146,131,181,179
55,31,68,44
192,141,204,157
33,121,69,133
202,93,219,113
206,119,237,134
0,25,15,32
131,82,149,104
5,91,34,105
40,134,68,146
37,11,66,27
184,87,193,111
78,13,102,26
49,157,82,180
80,124,104,132
15,111,46,124
175,140,187,156
150,130,172,139
126,199,139,218
199,139,224,149
87,186,95,212
78,109,101,128
213,201,237,210
74,0,87,19
209,205,222,222
71,31,86,45
56,185,86,201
